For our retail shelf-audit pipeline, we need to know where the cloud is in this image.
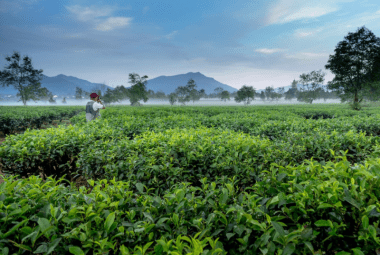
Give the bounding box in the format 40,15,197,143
294,27,324,38
255,48,286,54
96,17,132,31
65,5,133,31
164,31,178,39
65,5,114,22
265,0,352,25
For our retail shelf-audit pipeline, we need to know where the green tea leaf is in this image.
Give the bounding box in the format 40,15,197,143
47,238,62,255
317,203,333,209
69,246,85,255
282,243,295,255
33,244,47,254
352,248,365,255
304,242,314,253
314,220,332,227
362,215,369,229
136,183,144,193
105,212,116,234
38,218,51,233
271,221,285,237
301,228,313,240
226,233,235,240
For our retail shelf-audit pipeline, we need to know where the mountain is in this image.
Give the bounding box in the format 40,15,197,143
145,72,238,94
0,74,113,96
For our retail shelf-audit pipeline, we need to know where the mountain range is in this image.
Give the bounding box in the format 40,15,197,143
0,71,327,96
0,74,113,96
0,72,238,96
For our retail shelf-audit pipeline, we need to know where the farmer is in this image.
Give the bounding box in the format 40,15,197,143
86,93,105,122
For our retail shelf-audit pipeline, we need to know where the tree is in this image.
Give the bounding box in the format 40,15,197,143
199,89,206,99
284,80,298,100
221,90,230,101
175,86,189,105
235,85,255,105
62,97,67,104
0,51,48,105
264,86,275,101
127,73,149,106
296,70,325,104
168,93,178,105
75,87,83,100
49,95,56,104
278,87,285,99
214,87,224,100
260,91,266,101
175,79,203,105
325,26,380,110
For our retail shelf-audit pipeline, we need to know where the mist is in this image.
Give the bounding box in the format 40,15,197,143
0,98,342,107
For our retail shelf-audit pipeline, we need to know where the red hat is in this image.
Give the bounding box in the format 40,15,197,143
90,93,99,98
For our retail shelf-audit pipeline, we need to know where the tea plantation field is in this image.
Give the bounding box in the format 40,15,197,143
1,104,380,254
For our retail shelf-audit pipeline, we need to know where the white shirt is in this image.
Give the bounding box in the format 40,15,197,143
92,102,104,111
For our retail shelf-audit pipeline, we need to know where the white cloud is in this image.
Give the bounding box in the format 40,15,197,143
294,27,324,38
255,48,286,54
265,0,353,25
164,31,178,39
285,52,329,59
65,5,114,22
96,17,132,31
65,5,133,31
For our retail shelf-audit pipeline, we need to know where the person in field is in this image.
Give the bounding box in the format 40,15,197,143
86,93,105,122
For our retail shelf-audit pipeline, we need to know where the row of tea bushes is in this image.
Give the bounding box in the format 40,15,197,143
74,127,380,194
0,106,84,135
2,117,379,188
1,154,379,254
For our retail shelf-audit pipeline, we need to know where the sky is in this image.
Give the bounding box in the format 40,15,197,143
1,0,380,90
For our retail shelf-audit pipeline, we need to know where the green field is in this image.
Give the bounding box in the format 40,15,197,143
1,104,380,254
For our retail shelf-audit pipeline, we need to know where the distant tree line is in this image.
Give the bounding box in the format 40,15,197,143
1,25,380,110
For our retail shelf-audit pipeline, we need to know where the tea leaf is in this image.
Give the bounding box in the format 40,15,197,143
69,246,85,255
271,221,285,237
105,212,116,234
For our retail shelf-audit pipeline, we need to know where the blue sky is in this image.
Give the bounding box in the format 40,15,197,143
1,0,380,90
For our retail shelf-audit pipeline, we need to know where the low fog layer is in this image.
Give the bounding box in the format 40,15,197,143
0,98,342,106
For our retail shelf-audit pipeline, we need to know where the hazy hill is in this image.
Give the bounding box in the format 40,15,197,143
145,72,238,94
0,74,112,96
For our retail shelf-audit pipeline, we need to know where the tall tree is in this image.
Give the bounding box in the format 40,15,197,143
49,95,56,104
265,86,275,101
175,86,190,105
75,87,83,100
221,90,230,102
168,93,178,105
297,70,325,104
325,26,380,110
127,73,149,106
285,80,298,100
260,91,266,101
214,87,224,100
235,85,255,105
0,51,48,105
